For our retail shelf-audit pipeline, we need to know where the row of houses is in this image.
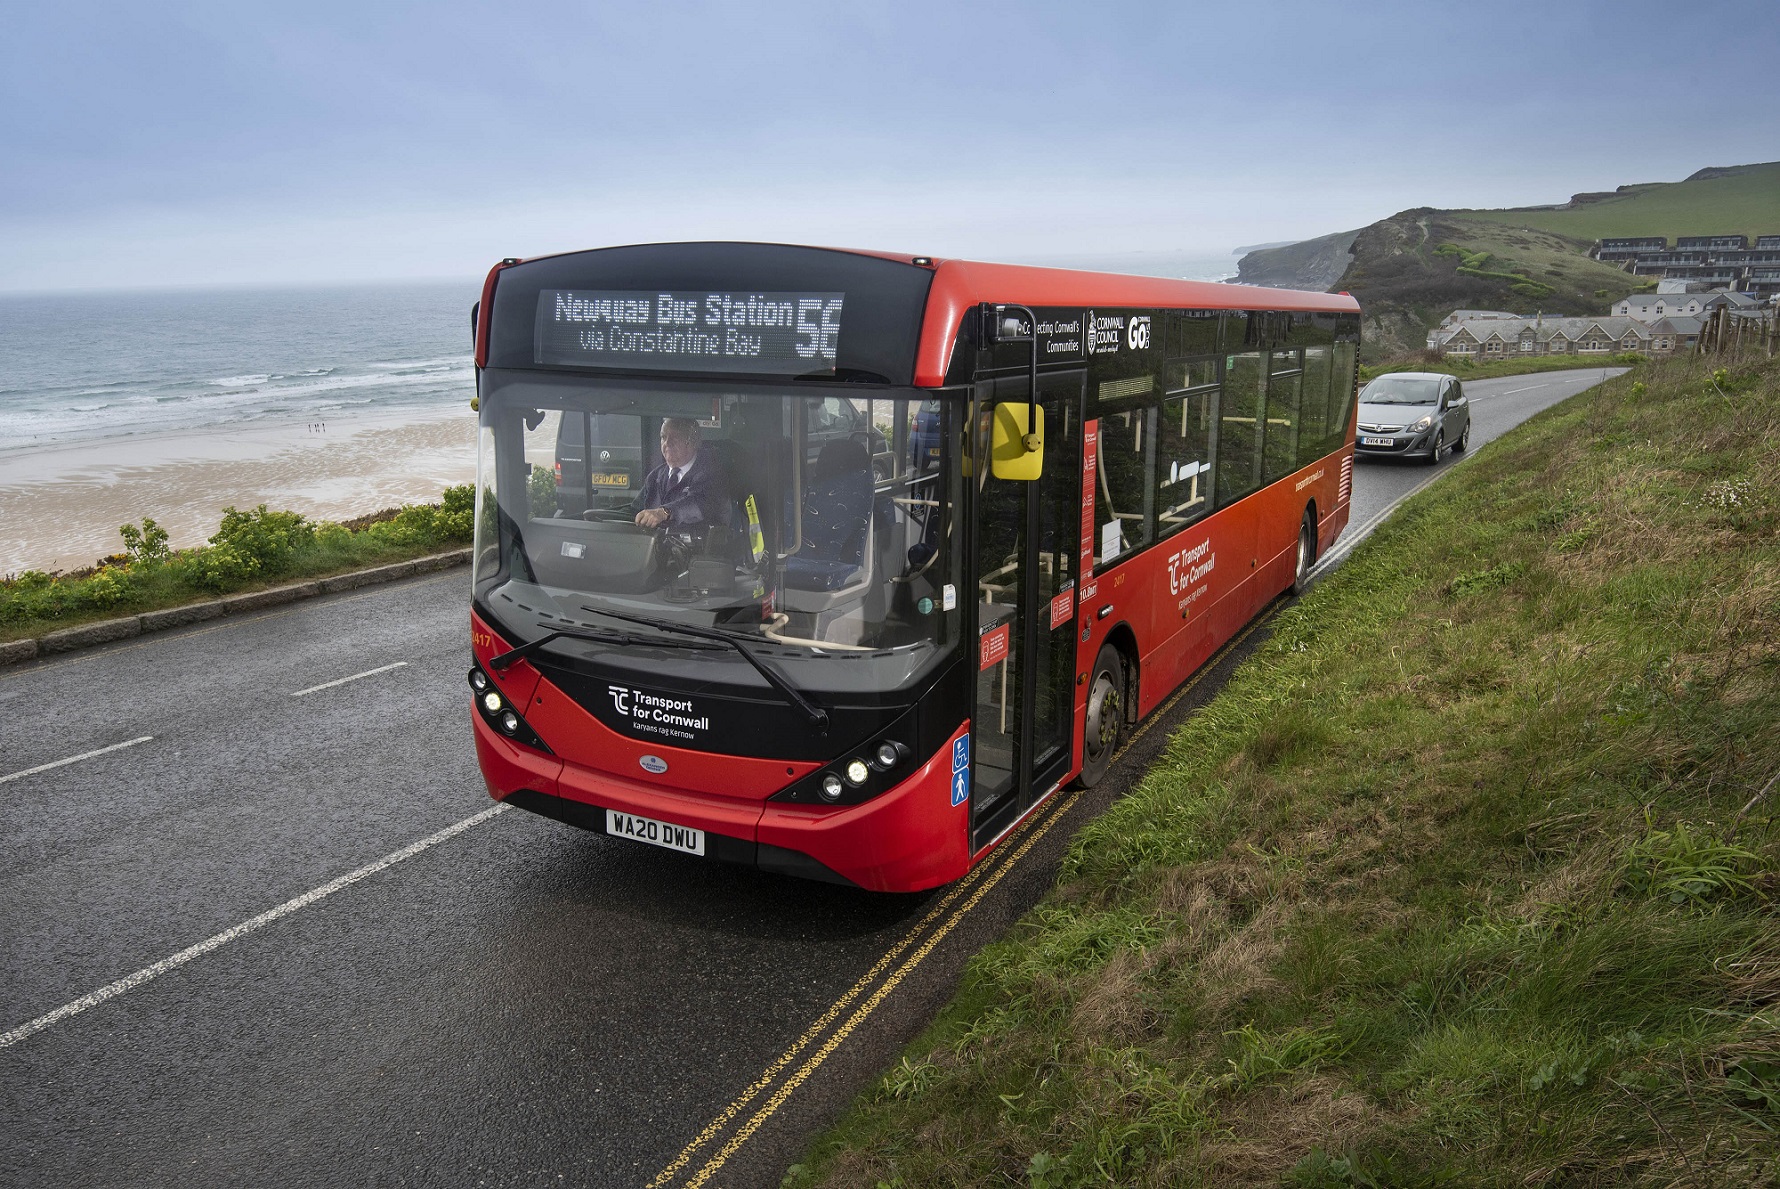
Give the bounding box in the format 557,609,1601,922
1593,234,1780,295
1609,288,1767,321
1428,285,1777,358
1428,312,1701,358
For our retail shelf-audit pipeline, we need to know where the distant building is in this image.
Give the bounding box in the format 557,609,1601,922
1613,293,1707,321
1432,315,1662,358
1591,234,1780,295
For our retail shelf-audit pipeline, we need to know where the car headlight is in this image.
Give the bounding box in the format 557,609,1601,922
1411,415,1433,432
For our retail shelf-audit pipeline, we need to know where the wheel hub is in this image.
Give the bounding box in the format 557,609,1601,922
1086,675,1119,757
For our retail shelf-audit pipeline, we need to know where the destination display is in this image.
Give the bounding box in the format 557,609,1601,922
535,289,845,374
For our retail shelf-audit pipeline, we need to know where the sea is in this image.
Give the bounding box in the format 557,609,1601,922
0,252,1241,456
0,280,480,457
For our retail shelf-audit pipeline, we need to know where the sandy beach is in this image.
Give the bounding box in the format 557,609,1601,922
0,405,478,576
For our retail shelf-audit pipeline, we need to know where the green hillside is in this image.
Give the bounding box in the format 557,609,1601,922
1335,211,1651,358
1455,162,1780,242
1230,161,1780,359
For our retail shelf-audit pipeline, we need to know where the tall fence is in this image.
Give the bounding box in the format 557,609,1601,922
1698,305,1778,357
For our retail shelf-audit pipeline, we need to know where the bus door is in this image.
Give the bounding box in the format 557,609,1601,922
969,370,1083,851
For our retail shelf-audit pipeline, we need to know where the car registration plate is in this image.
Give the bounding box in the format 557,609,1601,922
606,809,705,856
928,447,939,458
1360,436,1394,447
588,472,631,487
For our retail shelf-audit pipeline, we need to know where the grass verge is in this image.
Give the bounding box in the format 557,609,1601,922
788,352,1780,1187
1361,352,1645,383
0,486,473,643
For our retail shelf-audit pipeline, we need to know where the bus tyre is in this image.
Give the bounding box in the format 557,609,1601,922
1079,643,1124,788
1292,511,1315,595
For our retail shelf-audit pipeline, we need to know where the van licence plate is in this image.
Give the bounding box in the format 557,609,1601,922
606,809,705,856
1360,436,1394,447
589,472,631,487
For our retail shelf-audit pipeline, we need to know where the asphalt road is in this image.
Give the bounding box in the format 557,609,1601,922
0,367,1621,1188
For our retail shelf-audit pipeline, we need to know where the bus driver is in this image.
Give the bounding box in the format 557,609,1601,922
633,417,729,532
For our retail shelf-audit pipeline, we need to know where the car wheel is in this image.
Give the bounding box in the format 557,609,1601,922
1077,643,1124,788
1426,430,1444,464
1454,419,1471,453
1292,510,1315,595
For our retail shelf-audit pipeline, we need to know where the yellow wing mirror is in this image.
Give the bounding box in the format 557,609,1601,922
991,402,1044,481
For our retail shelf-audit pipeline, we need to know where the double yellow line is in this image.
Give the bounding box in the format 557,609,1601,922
649,608,1274,1187
648,788,1082,1188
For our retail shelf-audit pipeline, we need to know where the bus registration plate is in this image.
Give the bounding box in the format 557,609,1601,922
606,809,705,856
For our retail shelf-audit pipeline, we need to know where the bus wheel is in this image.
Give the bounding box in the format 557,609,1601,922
1292,510,1315,595
1079,643,1124,787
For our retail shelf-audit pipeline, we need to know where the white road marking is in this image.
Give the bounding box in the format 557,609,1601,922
0,736,155,786
0,802,511,1051
1314,464,1456,576
291,661,408,697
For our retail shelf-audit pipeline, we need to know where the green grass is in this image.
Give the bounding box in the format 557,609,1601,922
0,487,474,643
1360,353,1644,384
787,351,1780,1187
1457,162,1780,243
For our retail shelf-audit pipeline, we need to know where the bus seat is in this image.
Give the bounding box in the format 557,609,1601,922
783,439,873,591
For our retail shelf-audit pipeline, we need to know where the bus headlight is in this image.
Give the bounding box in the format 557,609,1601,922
500,710,521,734
844,759,870,787
820,774,845,801
874,742,899,769
470,669,489,693
482,691,503,714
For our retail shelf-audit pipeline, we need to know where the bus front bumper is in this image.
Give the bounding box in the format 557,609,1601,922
473,711,972,893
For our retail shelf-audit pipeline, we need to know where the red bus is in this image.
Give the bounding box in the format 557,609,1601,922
467,243,1359,891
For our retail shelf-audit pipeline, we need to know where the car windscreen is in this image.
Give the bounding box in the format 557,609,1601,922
1360,376,1440,405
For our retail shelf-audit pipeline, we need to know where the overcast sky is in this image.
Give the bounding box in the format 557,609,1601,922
4,0,1776,292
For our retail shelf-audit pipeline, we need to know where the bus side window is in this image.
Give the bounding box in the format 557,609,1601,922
1217,351,1265,505
1155,389,1213,538
1326,339,1359,453
1093,374,1156,566
1261,348,1303,483
1296,345,1333,468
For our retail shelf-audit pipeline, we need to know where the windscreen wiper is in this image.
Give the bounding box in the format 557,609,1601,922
580,606,829,731
486,626,720,671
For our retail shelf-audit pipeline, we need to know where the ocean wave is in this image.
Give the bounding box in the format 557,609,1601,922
210,374,272,386
365,357,466,372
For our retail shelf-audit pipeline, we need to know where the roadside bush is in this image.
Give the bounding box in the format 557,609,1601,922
209,504,314,576
529,465,556,519
173,541,261,592
79,568,130,610
3,486,477,640
118,517,171,566
438,484,474,538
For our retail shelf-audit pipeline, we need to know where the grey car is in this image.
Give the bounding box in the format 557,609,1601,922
1353,371,1471,464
